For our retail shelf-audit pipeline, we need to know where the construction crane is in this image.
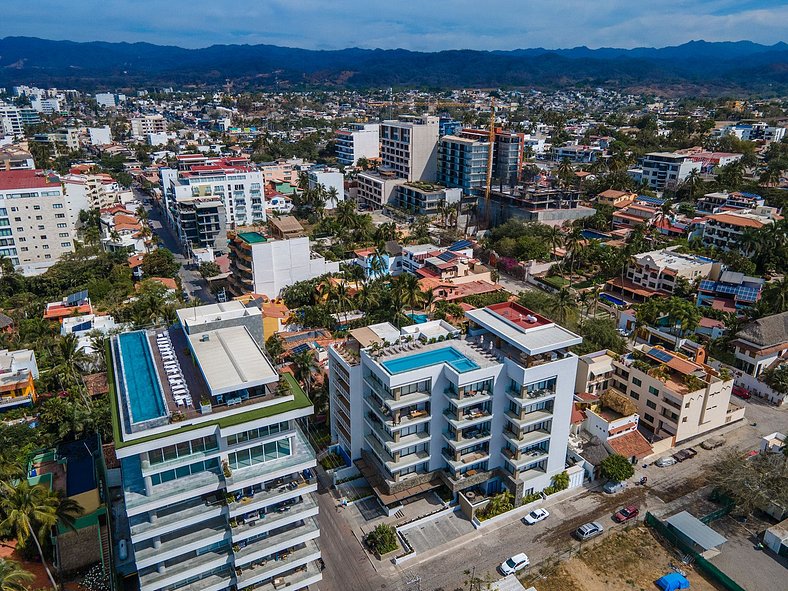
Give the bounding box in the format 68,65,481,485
483,98,496,230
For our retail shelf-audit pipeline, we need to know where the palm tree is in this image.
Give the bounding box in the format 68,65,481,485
54,333,92,389
335,200,356,230
577,291,591,318
549,288,577,327
325,186,340,209
291,349,318,399
563,226,584,282
421,289,436,317
544,225,564,263
0,481,82,590
652,200,673,232
764,276,788,314
556,158,574,188
335,281,353,326
462,202,478,236
682,169,703,202
0,559,34,591
396,273,422,325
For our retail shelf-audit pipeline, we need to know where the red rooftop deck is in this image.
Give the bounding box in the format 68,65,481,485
486,301,552,329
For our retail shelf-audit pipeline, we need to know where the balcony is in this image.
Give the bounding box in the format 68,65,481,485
236,554,322,591
501,447,549,470
138,548,232,591
505,408,553,429
363,397,430,430
443,388,492,408
231,496,318,544
502,427,551,449
443,407,491,429
124,469,223,517
507,386,556,403
442,428,492,450
129,496,226,543
236,540,320,589
228,475,316,518
134,519,230,570
364,375,431,411
442,448,490,471
233,517,320,567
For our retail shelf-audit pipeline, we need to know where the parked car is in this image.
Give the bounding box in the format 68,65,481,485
613,505,640,523
574,522,604,541
522,508,550,525
499,553,530,575
732,386,751,400
672,449,691,462
603,480,627,494
701,437,725,450
684,447,697,459
655,456,677,467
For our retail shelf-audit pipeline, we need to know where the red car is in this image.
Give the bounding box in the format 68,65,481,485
732,386,751,400
613,505,640,523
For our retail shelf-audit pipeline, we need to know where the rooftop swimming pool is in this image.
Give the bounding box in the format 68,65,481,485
118,332,167,424
381,346,480,374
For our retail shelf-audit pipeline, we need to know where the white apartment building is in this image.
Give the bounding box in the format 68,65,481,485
640,152,701,192
335,123,380,166
0,169,76,275
88,126,113,146
30,96,61,114
110,307,321,591
380,116,440,181
610,345,744,444
160,156,266,253
355,170,406,210
612,247,715,298
716,122,786,143
32,128,80,154
227,223,340,298
131,115,167,138
96,93,126,108
0,104,24,137
306,168,344,209
328,302,583,508
63,173,132,210
701,208,779,253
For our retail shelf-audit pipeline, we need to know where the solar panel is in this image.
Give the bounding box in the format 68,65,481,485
66,290,88,306
716,284,738,295
736,287,759,302
71,321,92,332
291,343,311,354
448,240,472,251
648,348,673,363
698,280,716,292
437,251,455,262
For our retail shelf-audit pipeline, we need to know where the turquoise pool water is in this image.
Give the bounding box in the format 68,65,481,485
118,332,167,423
600,293,626,307
581,229,611,241
407,313,429,324
382,347,480,374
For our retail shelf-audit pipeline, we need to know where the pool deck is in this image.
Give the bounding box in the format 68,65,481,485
373,338,498,373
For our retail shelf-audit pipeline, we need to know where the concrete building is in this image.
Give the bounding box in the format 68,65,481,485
0,147,35,171
395,182,461,216
355,170,406,210
575,350,616,398
32,128,80,154
551,144,603,164
610,345,744,444
30,95,61,114
697,267,764,311
701,208,778,253
88,126,113,146
696,191,765,214
63,173,132,210
227,219,340,299
731,312,788,378
61,314,122,354
715,122,786,143
0,103,24,137
335,123,380,166
109,311,321,591
380,116,440,181
0,169,76,275
640,152,701,192
437,135,489,195
131,115,167,138
604,247,715,302
458,128,525,185
160,156,265,253
177,301,264,348
482,187,591,226
327,301,584,508
95,93,126,108
307,168,344,209
0,348,39,411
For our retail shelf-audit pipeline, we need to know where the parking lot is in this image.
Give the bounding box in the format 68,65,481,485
400,509,475,554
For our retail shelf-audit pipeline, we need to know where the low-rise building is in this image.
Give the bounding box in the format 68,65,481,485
335,123,380,166
596,189,636,209
731,312,788,378
395,182,462,216
610,345,744,444
131,115,167,138
0,146,35,170
355,170,407,210
483,186,591,226
697,267,764,311
696,191,765,214
640,152,701,192
307,168,344,209
0,348,38,411
701,208,779,253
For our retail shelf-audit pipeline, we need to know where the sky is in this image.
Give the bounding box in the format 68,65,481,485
4,0,788,51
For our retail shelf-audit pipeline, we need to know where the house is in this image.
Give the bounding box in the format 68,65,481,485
701,208,780,253
43,291,92,321
0,348,38,411
596,189,636,209
731,312,788,378
697,267,764,311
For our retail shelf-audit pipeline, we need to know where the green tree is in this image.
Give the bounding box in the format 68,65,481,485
600,454,635,482
140,249,180,278
551,471,570,491
198,261,221,278
365,523,398,555
0,559,34,591
265,334,284,360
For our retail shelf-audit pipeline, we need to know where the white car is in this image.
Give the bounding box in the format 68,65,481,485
499,552,530,575
522,508,550,525
655,456,677,467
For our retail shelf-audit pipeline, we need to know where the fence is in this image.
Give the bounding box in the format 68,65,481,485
644,512,746,591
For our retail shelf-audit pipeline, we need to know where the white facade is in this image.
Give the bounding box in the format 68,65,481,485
88,126,113,146
640,152,701,191
30,96,61,114
625,247,715,294
307,169,344,209
96,93,125,108
63,173,131,211
0,104,24,137
355,171,406,210
328,302,582,504
380,116,440,181
131,115,167,138
335,123,380,166
110,318,321,591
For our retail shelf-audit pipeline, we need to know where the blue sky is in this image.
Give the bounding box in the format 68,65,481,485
4,0,787,51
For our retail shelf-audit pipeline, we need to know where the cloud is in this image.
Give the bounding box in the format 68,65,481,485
3,0,787,51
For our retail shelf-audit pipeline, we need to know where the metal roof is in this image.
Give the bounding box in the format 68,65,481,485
465,307,582,355
666,511,727,551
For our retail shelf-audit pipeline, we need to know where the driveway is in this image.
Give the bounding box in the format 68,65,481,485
400,510,475,555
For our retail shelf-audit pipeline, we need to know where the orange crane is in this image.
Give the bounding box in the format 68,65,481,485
483,98,496,230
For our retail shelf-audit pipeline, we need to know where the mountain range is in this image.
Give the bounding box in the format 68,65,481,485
1,37,787,94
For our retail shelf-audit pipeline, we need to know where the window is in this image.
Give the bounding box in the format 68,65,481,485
646,400,657,410
227,435,291,469
148,434,219,466
644,413,654,423
632,377,642,387
52,203,63,209
149,457,220,486
55,213,65,219
35,215,43,221
648,386,659,396
684,402,690,408
58,233,69,238
226,421,290,446
42,243,49,248
37,226,45,231
61,242,71,247
14,217,21,222
682,417,688,423
44,254,51,259
57,223,67,228
629,390,640,400
17,237,25,242
20,247,28,252
33,205,40,210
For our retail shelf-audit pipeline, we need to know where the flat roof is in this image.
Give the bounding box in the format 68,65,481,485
188,326,277,395
238,231,267,244
666,511,727,551
465,305,582,355
176,301,260,328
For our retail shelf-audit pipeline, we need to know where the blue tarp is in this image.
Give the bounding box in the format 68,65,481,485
656,573,690,591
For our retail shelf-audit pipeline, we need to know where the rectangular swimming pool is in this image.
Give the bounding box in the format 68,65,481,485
118,331,167,424
381,347,480,374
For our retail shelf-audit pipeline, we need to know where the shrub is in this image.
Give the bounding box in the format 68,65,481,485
551,470,570,491
366,523,398,555
600,454,635,482
478,491,514,520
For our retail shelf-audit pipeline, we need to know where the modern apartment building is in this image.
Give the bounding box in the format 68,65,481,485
62,173,132,210
0,103,24,137
458,128,525,184
0,169,77,275
160,156,265,253
306,168,344,209
131,115,167,138
32,128,80,154
715,122,786,143
355,170,406,210
0,348,38,411
380,116,440,181
437,135,489,194
0,147,35,171
604,247,715,302
95,93,126,108
610,345,743,444
335,123,380,166
639,152,701,192
30,96,61,115
696,191,765,214
701,208,778,253
109,305,321,591
395,182,462,216
327,302,583,508
227,219,340,299
551,144,604,164
483,187,588,226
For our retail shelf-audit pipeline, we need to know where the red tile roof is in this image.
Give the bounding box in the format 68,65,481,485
0,169,59,191
607,430,652,459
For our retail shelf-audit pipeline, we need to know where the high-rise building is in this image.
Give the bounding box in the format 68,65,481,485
131,115,167,138
160,156,266,253
0,103,24,137
437,135,490,194
355,170,406,210
109,304,322,591
327,302,584,508
458,128,525,185
380,116,440,181
0,169,77,275
334,123,379,166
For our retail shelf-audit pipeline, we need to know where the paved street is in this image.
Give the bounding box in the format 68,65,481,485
136,188,214,303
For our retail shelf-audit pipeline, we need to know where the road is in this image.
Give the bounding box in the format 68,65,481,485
136,188,214,303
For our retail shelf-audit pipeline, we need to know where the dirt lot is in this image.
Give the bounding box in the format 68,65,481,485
521,525,722,591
